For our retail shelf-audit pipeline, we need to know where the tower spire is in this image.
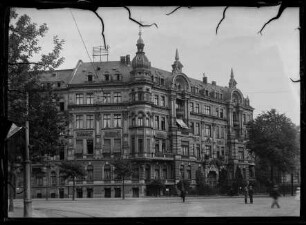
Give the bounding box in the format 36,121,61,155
229,67,237,88
172,48,183,74
175,48,179,61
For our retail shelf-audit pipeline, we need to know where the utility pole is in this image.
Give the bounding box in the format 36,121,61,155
24,91,32,217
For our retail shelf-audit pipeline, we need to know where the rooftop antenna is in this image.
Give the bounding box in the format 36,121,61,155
92,45,110,62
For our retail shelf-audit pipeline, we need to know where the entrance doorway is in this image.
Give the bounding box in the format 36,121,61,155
133,188,139,197
114,188,121,198
59,188,64,198
87,188,93,198
104,188,111,198
76,188,83,198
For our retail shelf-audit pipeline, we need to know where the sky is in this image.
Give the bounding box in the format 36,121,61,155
14,6,300,125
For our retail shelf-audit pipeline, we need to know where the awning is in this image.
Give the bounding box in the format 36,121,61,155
176,119,189,129
6,123,22,140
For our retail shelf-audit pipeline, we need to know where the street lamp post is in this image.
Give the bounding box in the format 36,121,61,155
24,91,32,217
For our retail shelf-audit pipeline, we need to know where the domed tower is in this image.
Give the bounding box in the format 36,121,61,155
131,30,151,81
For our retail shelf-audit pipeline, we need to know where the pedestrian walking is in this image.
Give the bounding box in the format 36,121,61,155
248,185,254,204
180,190,186,202
243,185,248,204
270,185,281,208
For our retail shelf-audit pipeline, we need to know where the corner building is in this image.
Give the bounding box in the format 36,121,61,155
34,32,255,199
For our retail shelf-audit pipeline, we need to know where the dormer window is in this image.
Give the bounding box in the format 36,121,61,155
115,74,121,81
57,82,61,88
105,74,110,81
88,74,93,82
160,78,165,86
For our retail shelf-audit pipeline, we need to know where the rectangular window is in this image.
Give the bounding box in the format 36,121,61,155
138,117,143,126
147,138,151,152
161,117,166,130
162,168,167,179
162,139,166,152
76,115,83,129
86,115,94,129
76,140,83,153
103,93,111,103
114,139,121,152
220,109,224,118
216,108,219,117
114,92,122,103
205,125,211,137
204,106,211,115
195,123,200,135
196,144,201,158
221,147,225,156
86,93,94,104
114,114,122,127
131,138,135,154
221,126,225,138
239,148,244,160
190,122,194,134
161,96,165,107
190,102,194,112
154,95,159,105
195,104,200,113
216,126,220,139
76,94,84,105
181,141,189,156
59,102,64,111
138,138,143,153
103,114,111,128
205,145,212,157
87,139,93,154
155,140,159,153
103,139,111,153
154,116,159,129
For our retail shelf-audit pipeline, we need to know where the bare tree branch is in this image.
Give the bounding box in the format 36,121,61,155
91,10,107,48
290,78,300,83
216,6,229,35
123,6,158,28
166,6,192,16
258,2,287,35
8,62,44,66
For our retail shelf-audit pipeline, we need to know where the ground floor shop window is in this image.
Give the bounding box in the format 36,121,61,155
87,188,93,198
76,188,83,198
115,188,121,198
105,188,111,198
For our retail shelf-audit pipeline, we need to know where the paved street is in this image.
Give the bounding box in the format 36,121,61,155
8,195,300,217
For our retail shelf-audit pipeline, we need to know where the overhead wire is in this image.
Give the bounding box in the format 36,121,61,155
70,9,99,78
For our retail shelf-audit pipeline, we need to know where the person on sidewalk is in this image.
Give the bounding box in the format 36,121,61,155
271,185,281,208
243,185,248,204
180,190,186,203
248,185,254,204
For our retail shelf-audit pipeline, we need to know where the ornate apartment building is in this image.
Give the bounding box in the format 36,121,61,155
28,31,255,199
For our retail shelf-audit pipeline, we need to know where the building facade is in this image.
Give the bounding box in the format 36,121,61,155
28,32,255,199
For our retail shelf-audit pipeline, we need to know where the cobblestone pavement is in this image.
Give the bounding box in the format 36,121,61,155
8,195,300,218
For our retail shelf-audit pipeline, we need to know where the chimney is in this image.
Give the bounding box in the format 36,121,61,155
126,55,130,64
120,56,125,64
212,81,216,86
203,73,207,84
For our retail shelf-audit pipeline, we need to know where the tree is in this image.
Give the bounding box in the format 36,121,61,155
59,161,85,200
195,169,205,195
147,179,165,197
7,9,66,211
112,158,133,199
232,166,245,195
218,168,229,195
247,109,299,186
177,179,191,193
8,9,66,161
